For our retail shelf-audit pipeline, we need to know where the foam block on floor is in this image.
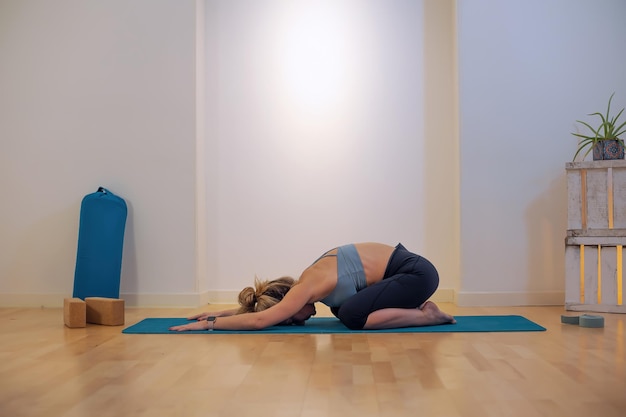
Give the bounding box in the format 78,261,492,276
64,298,86,328
579,314,604,328
85,297,125,326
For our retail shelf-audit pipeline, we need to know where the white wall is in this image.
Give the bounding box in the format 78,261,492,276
205,0,461,300
457,0,626,305
4,0,624,307
0,0,199,306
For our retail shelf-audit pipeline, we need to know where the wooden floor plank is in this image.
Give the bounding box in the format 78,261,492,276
0,304,624,417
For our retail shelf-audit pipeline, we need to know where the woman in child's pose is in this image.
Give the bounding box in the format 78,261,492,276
170,242,455,331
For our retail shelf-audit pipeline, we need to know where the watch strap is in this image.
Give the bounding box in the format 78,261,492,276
206,316,217,331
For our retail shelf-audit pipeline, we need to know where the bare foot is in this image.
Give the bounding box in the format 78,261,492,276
420,301,456,325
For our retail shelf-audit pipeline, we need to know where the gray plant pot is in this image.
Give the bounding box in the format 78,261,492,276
593,140,625,160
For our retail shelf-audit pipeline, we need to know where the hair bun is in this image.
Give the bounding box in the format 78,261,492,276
238,286,257,309
236,276,296,314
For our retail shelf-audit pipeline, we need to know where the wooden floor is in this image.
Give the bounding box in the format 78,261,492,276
1,304,624,417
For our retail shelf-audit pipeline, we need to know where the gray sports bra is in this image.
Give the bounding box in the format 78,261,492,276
312,244,368,307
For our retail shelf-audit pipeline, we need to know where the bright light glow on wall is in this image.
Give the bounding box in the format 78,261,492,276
270,1,358,116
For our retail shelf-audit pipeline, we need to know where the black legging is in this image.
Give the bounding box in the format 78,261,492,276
331,243,439,330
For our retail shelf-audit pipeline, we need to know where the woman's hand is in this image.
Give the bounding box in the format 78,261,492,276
169,320,209,332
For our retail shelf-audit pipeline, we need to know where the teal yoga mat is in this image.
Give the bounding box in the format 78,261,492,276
122,315,545,334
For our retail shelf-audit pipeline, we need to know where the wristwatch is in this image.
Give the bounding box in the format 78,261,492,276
206,316,217,331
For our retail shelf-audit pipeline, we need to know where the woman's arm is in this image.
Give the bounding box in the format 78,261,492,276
186,309,239,321
169,284,314,331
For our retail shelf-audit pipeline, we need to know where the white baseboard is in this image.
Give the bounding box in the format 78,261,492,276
121,292,212,307
456,291,564,307
0,289,564,308
0,292,212,308
0,293,70,308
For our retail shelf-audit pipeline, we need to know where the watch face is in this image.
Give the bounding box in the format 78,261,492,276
207,316,216,322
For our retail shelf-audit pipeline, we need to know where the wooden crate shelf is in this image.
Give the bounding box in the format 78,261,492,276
566,160,626,230
565,161,626,313
565,237,626,313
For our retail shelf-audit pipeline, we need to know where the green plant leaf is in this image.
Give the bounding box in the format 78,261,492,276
573,119,600,137
606,92,615,119
571,92,626,160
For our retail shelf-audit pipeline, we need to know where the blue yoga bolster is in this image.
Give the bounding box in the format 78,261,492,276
73,187,127,300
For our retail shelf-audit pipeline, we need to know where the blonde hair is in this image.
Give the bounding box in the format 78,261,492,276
237,276,295,314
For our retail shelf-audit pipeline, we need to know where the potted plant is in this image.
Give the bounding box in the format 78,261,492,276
572,92,626,161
